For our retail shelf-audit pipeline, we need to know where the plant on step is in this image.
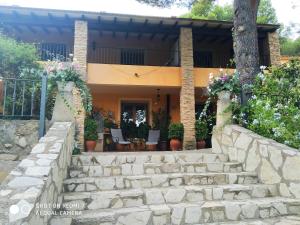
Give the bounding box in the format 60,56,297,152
168,123,184,151
45,59,93,114
195,119,209,149
84,117,98,151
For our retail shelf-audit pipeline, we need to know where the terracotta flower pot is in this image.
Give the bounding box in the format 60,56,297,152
196,140,206,149
85,140,97,152
170,139,181,151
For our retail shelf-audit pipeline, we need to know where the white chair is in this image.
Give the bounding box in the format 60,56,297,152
146,130,160,150
111,129,130,150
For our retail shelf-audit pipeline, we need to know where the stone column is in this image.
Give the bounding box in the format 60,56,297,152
216,91,232,128
74,20,88,81
179,27,196,150
267,31,281,66
74,20,88,151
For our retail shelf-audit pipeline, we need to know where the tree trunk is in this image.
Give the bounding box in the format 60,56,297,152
233,0,260,104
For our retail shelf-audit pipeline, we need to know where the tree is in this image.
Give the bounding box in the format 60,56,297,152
183,0,277,24
137,0,261,104
0,33,40,78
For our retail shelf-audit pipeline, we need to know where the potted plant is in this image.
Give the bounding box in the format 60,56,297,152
104,118,117,133
168,123,184,151
84,117,98,152
195,119,208,149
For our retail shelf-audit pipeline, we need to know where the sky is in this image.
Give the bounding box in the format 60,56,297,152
0,0,299,36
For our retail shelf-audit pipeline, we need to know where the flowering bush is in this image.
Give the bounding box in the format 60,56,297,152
235,59,300,149
45,60,93,113
207,70,240,97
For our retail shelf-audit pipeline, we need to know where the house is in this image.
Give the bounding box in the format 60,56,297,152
0,5,280,149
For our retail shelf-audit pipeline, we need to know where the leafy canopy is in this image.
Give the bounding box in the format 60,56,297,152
183,0,277,24
0,33,40,78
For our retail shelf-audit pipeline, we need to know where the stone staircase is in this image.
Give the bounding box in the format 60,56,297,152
50,150,300,225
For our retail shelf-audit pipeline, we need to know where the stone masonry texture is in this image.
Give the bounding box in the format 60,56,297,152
74,20,88,81
0,122,75,225
179,27,196,150
267,31,281,66
0,120,39,157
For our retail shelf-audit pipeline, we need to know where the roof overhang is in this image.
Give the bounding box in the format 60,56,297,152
0,5,280,36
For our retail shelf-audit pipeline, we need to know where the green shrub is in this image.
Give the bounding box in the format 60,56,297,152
84,117,98,141
168,123,184,140
195,119,209,141
235,59,300,148
0,34,40,78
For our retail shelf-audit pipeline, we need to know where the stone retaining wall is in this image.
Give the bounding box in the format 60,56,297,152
0,120,39,157
0,122,75,225
212,125,300,198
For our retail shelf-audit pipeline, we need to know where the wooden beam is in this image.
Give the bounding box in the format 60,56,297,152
56,26,63,35
48,13,54,20
98,16,101,24
65,14,70,20
114,17,117,24
150,20,163,40
144,19,148,26
42,26,50,34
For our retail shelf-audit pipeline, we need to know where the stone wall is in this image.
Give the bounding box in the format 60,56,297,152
267,31,281,66
0,120,39,157
0,122,75,225
212,125,300,198
179,27,196,150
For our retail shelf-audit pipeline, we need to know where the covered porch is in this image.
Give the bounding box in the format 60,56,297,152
89,84,211,152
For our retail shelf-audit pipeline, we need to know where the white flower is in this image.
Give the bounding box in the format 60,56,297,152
209,73,214,79
219,68,223,72
260,65,267,70
252,119,259,125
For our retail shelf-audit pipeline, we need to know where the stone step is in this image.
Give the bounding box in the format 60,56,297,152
201,216,300,225
68,162,243,178
50,197,300,225
63,172,258,192
71,150,229,167
61,184,278,211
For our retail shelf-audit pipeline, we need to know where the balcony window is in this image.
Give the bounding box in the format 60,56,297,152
120,49,145,65
194,51,213,68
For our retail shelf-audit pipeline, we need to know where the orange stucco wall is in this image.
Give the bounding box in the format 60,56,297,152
87,64,181,87
92,92,180,126
88,63,234,88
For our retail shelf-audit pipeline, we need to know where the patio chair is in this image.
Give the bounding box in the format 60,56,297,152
146,130,160,151
110,129,131,151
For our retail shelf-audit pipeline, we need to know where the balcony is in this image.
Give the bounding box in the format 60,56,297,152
36,43,73,61
87,47,180,67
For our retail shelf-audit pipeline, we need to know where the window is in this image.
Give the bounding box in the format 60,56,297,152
121,102,148,126
121,49,145,65
40,43,68,61
194,51,213,67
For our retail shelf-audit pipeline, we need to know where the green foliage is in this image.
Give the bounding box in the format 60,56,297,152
84,117,98,141
234,59,300,148
104,118,117,129
280,37,300,56
152,109,170,141
183,0,277,24
256,0,278,24
137,122,150,139
195,119,208,140
0,34,40,78
168,123,184,140
46,60,93,113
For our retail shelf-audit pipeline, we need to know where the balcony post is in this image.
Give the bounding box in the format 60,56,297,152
267,31,281,66
74,20,88,152
74,20,88,81
179,27,196,150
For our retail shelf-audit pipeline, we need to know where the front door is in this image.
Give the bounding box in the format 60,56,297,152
121,101,149,126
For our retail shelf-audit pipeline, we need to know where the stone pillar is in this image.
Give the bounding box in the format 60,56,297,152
179,27,196,150
73,88,85,152
74,20,88,81
267,31,281,66
216,91,232,128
